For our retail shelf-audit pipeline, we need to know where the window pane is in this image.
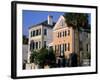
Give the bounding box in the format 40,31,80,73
31,31,32,37
44,29,47,35
60,32,61,37
68,30,70,36
87,44,88,51
65,31,67,36
36,30,38,36
30,41,34,50
36,42,38,49
32,42,34,49
63,31,64,37
65,44,67,51
39,41,41,48
33,31,35,36
68,43,70,51
60,44,61,55
44,41,46,48
63,44,64,53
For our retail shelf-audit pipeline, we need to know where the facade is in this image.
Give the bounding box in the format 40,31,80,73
27,15,55,63
53,15,75,66
80,28,91,65
53,15,91,66
53,16,74,58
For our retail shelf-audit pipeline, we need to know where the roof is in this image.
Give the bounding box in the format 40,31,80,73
29,20,56,29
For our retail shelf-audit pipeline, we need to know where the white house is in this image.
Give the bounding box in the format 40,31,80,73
27,15,55,63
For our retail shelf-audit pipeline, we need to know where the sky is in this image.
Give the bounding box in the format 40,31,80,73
22,10,64,37
22,10,91,37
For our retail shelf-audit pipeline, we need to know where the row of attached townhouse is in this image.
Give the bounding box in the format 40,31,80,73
27,15,90,67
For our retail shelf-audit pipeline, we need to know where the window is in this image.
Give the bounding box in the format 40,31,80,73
33,31,35,36
36,42,38,49
65,31,67,36
31,31,32,37
60,32,62,37
44,29,47,35
56,45,59,53
68,43,70,51
32,42,35,50
63,31,64,37
65,43,67,51
60,44,61,55
44,41,46,48
68,30,70,36
80,41,83,51
61,44,64,56
30,41,34,50
86,44,88,52
63,44,65,53
36,30,38,36
39,41,41,48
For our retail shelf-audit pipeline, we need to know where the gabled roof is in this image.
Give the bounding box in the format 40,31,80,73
53,15,67,30
29,20,56,29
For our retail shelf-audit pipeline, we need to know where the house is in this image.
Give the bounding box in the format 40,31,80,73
79,28,91,66
27,15,55,63
53,15,91,66
53,15,76,66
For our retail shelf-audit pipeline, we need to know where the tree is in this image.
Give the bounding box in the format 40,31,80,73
23,35,28,44
36,48,48,68
48,47,56,67
30,50,39,63
64,13,89,65
29,47,56,68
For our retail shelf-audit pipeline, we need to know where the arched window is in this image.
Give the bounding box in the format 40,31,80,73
30,40,34,51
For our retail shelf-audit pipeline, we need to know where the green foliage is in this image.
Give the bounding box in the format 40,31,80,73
23,35,28,44
30,47,56,68
36,48,48,67
48,47,56,67
30,50,39,63
64,13,89,29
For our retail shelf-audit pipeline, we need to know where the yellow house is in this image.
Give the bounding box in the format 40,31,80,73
53,15,80,65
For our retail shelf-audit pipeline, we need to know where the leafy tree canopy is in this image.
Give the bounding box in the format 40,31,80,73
30,47,56,68
64,13,90,30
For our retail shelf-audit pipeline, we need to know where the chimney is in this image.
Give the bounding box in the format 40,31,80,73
48,15,53,25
